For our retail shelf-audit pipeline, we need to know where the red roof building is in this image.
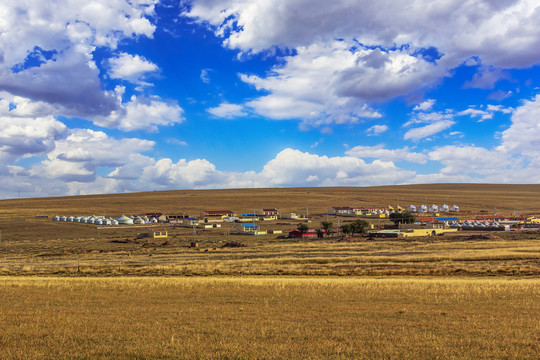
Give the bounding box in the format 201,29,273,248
262,208,279,216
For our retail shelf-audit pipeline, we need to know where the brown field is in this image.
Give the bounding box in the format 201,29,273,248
1,184,539,277
0,276,538,359
0,185,539,358
2,184,540,220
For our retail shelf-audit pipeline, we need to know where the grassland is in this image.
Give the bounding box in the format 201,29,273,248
1,184,539,276
0,185,539,358
1,276,538,359
2,184,540,221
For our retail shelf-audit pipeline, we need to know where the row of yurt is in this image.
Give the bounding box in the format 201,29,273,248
406,204,459,213
455,220,500,228
52,215,142,225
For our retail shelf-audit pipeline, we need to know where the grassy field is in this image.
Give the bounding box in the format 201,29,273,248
2,184,540,220
0,185,539,358
0,276,538,359
0,217,539,276
1,184,539,276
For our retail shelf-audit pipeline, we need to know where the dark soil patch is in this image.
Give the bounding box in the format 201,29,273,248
222,241,249,248
466,234,502,240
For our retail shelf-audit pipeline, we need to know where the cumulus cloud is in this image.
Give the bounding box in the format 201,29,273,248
185,0,540,69
346,145,427,164
0,0,157,118
207,103,248,118
0,116,67,174
240,41,444,126
498,94,540,159
256,149,415,187
413,99,436,112
365,125,388,136
36,129,155,182
92,90,184,132
108,53,158,84
186,0,540,127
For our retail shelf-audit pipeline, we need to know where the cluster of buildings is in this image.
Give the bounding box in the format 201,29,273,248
328,204,460,217
51,214,160,225
49,203,540,239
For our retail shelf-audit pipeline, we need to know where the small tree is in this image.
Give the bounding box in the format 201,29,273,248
321,221,333,236
389,212,416,225
297,223,309,234
350,219,369,235
340,223,353,236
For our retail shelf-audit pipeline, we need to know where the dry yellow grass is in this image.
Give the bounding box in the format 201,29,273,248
0,212,539,276
2,184,540,221
0,185,539,358
0,276,538,359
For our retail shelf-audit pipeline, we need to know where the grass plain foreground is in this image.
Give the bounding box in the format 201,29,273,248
0,276,538,359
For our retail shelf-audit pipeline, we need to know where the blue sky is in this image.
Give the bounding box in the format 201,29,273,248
1,0,540,198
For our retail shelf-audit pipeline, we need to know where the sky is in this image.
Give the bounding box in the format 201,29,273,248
1,0,540,199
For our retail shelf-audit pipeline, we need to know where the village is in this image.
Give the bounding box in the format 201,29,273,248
47,202,540,240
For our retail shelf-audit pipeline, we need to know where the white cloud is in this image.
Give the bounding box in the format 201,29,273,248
457,108,492,121
0,116,67,173
428,145,509,177
0,0,157,118
186,0,540,127
186,0,540,69
207,103,248,118
498,94,540,159
108,53,158,84
365,125,388,136
404,111,454,127
200,68,212,84
256,148,415,187
457,105,514,122
36,129,154,182
92,91,184,132
241,41,442,126
404,120,455,141
346,144,427,164
413,99,436,112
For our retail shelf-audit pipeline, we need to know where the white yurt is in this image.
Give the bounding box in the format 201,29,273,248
418,204,427,213
406,205,417,212
133,217,145,224
74,217,82,223
67,216,74,222
60,216,67,222
150,217,158,223
79,217,88,223
439,204,449,212
428,204,438,213
95,219,103,225
111,219,119,225
52,216,60,221
450,205,459,212
87,217,95,224
115,215,133,225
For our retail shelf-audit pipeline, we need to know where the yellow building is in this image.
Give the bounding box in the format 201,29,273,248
149,229,168,238
525,216,540,224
